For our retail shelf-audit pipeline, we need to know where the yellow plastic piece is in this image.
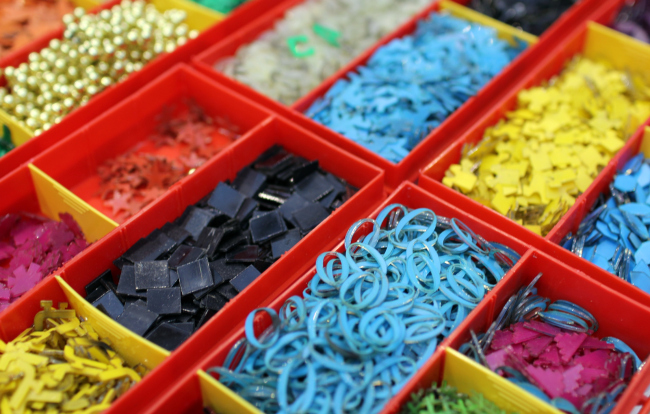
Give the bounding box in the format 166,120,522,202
443,348,562,414
56,276,169,369
151,0,224,32
28,164,117,243
440,0,538,46
198,370,262,414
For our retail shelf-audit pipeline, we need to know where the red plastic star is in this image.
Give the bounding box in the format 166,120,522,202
104,191,131,216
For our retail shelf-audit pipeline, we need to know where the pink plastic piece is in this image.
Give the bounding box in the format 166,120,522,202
491,329,514,350
524,320,562,336
555,332,587,363
581,336,615,350
575,350,610,369
562,364,583,393
526,365,564,398
535,345,561,367
524,335,554,358
487,347,509,371
0,212,88,312
512,322,542,344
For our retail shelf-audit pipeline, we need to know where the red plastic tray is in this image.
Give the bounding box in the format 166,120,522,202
0,0,292,181
31,64,273,225
418,17,650,310
192,0,608,190
142,181,533,414
192,0,545,190
429,249,650,414
0,115,384,414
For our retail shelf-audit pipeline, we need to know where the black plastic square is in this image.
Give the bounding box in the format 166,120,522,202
233,167,267,198
181,206,220,241
207,183,246,218
147,287,182,315
169,269,179,286
85,269,113,296
134,261,170,290
291,160,319,183
196,227,226,259
93,290,124,320
295,173,334,202
168,245,206,269
226,245,261,264
115,302,159,336
177,257,213,295
218,230,249,253
202,292,226,311
249,211,287,244
235,198,258,223
116,265,147,299
230,265,262,292
254,146,294,176
210,259,246,282
277,193,311,224
217,283,239,300
196,308,217,330
144,323,191,351
86,286,107,304
124,230,177,263
181,296,200,314
271,229,302,259
171,322,194,334
319,191,338,209
292,204,329,232
161,222,192,245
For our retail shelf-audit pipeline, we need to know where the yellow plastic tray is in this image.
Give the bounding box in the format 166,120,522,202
440,0,538,46
57,276,169,369
444,348,562,414
199,370,262,414
28,164,117,243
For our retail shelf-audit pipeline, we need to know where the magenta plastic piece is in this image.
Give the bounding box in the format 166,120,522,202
491,329,514,350
0,212,88,311
555,332,587,363
524,335,554,358
512,322,542,344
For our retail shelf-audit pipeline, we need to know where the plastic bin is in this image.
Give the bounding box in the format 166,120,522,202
143,181,533,414
32,64,273,225
0,163,117,318
0,275,167,411
193,0,542,189
419,21,650,308
15,115,385,414
433,249,650,414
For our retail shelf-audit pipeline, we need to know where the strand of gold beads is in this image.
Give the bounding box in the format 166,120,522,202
0,0,198,136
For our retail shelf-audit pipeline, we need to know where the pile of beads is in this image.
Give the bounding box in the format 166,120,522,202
462,274,642,413
468,0,577,36
306,13,525,163
0,0,198,137
443,57,650,236
209,204,521,413
215,0,431,105
400,382,506,414
0,300,149,412
562,153,650,294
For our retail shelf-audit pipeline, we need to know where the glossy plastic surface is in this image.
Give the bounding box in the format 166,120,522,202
32,65,273,225
143,182,533,413
419,21,650,308
9,114,384,414
194,0,543,189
